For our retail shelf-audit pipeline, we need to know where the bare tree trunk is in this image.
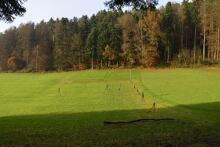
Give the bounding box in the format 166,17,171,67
203,28,206,61
193,26,197,64
214,32,217,61
78,52,81,66
203,0,206,61
181,22,184,51
185,31,188,50
218,28,220,61
36,45,39,72
26,51,29,66
167,40,170,63
91,49,94,70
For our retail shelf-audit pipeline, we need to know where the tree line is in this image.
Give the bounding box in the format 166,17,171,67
0,0,219,72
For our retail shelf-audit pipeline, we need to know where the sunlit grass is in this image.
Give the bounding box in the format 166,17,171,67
0,69,220,146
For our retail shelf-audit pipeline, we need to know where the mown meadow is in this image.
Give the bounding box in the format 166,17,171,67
0,69,220,146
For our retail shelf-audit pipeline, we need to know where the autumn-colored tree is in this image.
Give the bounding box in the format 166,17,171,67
7,56,26,71
0,1,220,71
102,45,116,67
117,14,139,67
140,10,160,67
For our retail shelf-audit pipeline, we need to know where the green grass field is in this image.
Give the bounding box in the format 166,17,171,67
0,69,220,146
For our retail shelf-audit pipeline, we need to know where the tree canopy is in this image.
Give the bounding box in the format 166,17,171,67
105,0,158,10
0,1,220,71
0,0,26,22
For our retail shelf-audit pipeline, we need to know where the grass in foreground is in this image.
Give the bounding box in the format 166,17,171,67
0,69,220,146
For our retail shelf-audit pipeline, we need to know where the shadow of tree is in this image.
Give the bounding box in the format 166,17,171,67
0,102,220,147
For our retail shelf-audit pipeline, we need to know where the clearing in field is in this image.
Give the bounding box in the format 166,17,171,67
0,69,220,146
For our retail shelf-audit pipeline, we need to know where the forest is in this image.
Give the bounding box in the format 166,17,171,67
0,0,219,71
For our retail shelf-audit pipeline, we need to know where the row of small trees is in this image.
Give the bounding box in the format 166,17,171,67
0,0,219,71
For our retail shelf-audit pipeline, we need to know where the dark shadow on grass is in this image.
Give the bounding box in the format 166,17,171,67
0,102,220,147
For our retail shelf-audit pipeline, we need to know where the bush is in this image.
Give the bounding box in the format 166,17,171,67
78,63,87,70
171,50,192,67
143,49,159,68
7,57,26,71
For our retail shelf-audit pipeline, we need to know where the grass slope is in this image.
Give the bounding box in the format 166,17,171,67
0,69,220,146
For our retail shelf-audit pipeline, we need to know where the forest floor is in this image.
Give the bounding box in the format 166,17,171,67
0,69,220,147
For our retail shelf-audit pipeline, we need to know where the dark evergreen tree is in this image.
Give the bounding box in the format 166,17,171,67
105,0,158,10
0,0,26,22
